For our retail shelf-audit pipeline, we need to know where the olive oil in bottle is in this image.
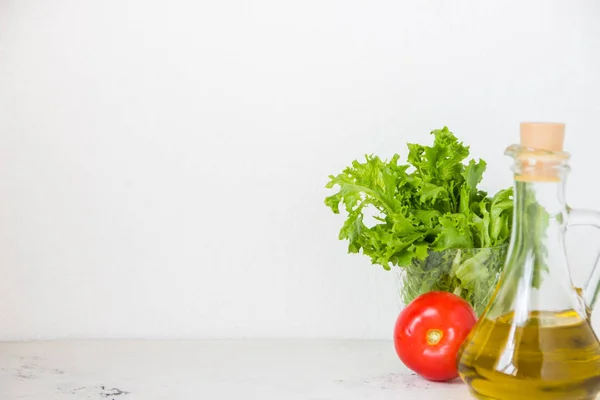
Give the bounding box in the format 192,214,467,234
458,310,600,400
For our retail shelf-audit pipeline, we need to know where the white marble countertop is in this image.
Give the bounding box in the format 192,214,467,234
0,340,472,399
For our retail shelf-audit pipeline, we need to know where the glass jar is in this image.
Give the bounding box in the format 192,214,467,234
396,245,508,316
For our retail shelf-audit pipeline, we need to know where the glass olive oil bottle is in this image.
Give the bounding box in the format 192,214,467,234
457,123,600,400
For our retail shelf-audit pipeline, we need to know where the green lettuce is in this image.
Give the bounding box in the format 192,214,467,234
325,127,513,313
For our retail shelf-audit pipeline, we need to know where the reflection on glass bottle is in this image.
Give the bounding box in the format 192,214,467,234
457,123,600,400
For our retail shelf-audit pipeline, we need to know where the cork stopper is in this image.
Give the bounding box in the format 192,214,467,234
520,122,565,151
514,122,568,182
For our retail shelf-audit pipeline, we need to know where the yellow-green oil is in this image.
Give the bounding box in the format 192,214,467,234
458,310,600,400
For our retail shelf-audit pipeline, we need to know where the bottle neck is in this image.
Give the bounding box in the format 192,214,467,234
510,157,570,256
484,149,585,320
500,174,583,317
512,179,567,232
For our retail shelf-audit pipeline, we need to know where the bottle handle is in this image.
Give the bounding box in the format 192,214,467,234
567,207,600,311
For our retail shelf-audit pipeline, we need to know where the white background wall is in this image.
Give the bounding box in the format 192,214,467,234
1,0,600,340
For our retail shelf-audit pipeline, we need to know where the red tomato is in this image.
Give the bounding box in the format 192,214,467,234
393,291,477,382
